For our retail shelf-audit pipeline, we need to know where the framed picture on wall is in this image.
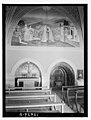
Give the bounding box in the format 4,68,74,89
77,69,84,79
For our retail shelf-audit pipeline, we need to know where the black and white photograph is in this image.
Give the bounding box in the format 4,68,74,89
2,4,88,117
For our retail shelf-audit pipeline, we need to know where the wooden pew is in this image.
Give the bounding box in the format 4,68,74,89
6,89,52,96
67,87,84,112
67,87,84,101
6,94,57,106
62,86,84,95
62,86,84,102
75,89,84,112
62,86,84,112
5,88,64,113
6,94,55,99
6,101,64,113
6,86,47,91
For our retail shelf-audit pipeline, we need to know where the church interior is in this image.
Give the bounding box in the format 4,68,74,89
4,5,85,116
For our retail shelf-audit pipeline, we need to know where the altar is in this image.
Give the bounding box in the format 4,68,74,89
15,77,41,88
55,81,62,87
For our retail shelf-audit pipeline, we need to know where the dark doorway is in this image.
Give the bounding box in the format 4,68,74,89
50,62,75,89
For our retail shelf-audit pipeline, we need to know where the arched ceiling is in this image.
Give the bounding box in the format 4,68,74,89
6,6,81,26
5,5,83,44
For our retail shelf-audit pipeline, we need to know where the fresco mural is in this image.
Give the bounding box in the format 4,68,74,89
11,19,80,47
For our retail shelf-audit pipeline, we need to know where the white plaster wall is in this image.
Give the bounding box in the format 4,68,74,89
6,47,84,88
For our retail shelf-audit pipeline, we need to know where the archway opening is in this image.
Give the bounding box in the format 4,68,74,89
15,61,42,88
50,62,75,90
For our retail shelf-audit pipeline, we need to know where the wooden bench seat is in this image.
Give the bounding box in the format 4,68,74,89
6,86,48,91
5,88,64,113
6,94,56,105
67,87,84,99
75,89,84,112
6,101,64,113
67,87,84,103
62,86,84,101
33,110,60,113
6,106,60,113
6,94,55,99
6,89,51,96
62,86,84,94
62,86,84,112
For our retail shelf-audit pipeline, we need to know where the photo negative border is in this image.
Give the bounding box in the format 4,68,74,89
2,4,88,117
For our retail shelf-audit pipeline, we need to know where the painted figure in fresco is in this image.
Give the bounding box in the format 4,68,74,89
41,25,48,42
53,23,65,42
23,24,34,42
53,27,62,42
24,24,30,42
60,22,64,42
73,27,79,42
19,35,27,45
29,26,34,41
47,26,54,42
60,26,64,42
64,27,69,41
41,25,54,43
64,27,78,41
32,29,41,41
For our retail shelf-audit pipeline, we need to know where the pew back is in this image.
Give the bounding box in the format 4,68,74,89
6,86,47,91
76,89,84,109
6,101,64,113
6,94,56,106
5,88,65,113
62,86,84,112
6,89,52,96
62,86,84,102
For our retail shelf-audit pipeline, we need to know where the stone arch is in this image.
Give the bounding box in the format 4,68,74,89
11,58,44,75
10,57,45,87
47,59,77,88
